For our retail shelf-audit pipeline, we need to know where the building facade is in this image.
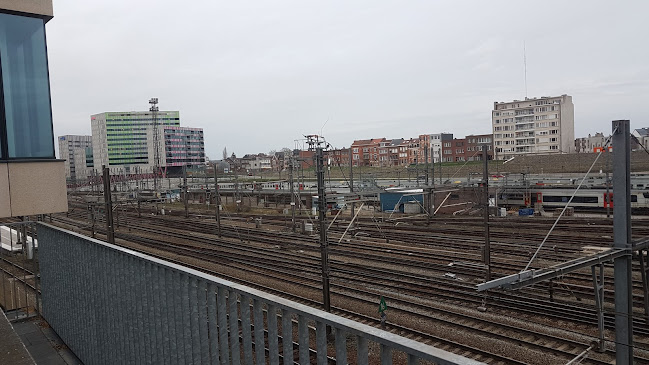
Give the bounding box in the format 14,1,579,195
419,133,453,163
351,138,386,167
91,111,180,173
448,134,494,162
163,126,206,170
492,95,574,160
0,0,67,217
575,132,609,153
58,135,92,180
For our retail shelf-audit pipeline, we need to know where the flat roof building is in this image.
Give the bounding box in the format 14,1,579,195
91,111,180,174
91,111,205,175
492,95,574,160
58,135,92,181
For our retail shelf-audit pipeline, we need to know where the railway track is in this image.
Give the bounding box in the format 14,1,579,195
38,210,649,364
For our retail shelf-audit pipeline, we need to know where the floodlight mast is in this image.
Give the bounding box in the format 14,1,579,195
149,98,160,191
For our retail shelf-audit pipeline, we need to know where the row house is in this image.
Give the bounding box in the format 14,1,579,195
297,150,315,169
405,138,421,165
325,148,351,167
377,139,405,167
447,134,494,162
388,139,403,166
351,138,386,167
419,133,453,163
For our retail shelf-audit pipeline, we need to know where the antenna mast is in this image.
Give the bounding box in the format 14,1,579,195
523,41,528,99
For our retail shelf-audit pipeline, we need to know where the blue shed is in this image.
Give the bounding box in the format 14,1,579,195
379,190,424,213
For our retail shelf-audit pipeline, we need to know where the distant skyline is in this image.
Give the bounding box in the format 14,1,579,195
47,0,649,159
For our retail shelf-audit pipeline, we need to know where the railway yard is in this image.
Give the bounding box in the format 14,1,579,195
3,194,649,365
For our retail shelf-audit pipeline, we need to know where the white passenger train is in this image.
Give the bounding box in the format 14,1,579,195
498,187,649,211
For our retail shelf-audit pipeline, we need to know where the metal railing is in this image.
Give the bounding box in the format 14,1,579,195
0,220,40,316
37,223,482,365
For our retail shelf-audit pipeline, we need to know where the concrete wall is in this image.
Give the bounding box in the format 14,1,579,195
0,161,68,217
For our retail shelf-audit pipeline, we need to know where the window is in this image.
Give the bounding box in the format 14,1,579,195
0,13,54,159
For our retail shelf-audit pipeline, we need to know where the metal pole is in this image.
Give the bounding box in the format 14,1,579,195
606,150,611,219
438,149,442,185
90,204,96,238
102,165,115,244
183,165,189,218
424,148,429,186
316,147,331,312
214,165,222,237
482,145,491,282
612,119,633,363
349,148,355,219
289,156,296,232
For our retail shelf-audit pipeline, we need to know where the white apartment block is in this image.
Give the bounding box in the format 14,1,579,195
492,95,574,160
58,135,92,180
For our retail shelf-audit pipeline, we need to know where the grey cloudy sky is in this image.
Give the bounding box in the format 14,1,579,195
47,0,649,158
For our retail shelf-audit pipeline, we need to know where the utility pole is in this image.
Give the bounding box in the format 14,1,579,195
430,145,435,221
606,149,611,218
612,119,633,364
438,149,443,185
482,145,491,282
308,135,331,312
102,165,115,244
349,148,355,219
214,165,222,237
425,147,431,223
289,156,296,232
183,165,189,218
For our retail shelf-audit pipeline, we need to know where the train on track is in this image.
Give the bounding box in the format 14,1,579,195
498,186,649,212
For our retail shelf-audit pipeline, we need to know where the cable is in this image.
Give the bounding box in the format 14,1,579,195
449,149,482,180
522,132,616,272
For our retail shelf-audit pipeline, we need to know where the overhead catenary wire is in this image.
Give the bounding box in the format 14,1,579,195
448,149,482,181
522,132,616,272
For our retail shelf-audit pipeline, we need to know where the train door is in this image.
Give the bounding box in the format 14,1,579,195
603,193,613,209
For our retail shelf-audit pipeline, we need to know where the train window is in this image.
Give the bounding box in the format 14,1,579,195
543,195,598,204
572,196,599,204
543,196,566,203
643,192,649,199
450,194,460,200
632,195,638,202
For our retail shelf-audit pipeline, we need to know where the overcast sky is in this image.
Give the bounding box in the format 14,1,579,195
47,0,649,158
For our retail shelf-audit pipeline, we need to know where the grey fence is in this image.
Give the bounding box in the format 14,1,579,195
0,220,40,316
38,223,482,365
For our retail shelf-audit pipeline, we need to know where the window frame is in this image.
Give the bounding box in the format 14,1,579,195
0,12,55,160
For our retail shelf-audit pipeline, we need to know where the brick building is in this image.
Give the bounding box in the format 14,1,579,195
351,138,386,166
325,148,351,166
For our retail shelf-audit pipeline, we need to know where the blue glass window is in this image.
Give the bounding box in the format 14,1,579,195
0,13,54,159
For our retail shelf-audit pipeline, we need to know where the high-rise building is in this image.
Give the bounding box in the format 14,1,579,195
0,0,67,217
58,135,92,181
163,126,206,170
91,111,180,173
91,111,205,174
492,95,574,160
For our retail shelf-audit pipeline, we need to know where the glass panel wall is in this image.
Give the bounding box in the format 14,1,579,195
0,13,54,158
